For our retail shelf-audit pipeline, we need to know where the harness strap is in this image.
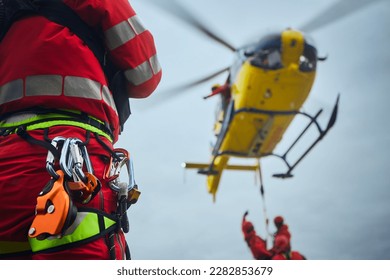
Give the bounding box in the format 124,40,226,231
0,110,114,142
16,126,60,158
28,208,117,253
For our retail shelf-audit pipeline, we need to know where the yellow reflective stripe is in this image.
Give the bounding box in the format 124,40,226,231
0,114,113,142
105,15,146,50
26,120,113,142
28,212,116,253
0,109,107,128
0,241,31,254
0,75,117,116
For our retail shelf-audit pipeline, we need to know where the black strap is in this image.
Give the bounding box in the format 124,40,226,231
16,126,60,158
0,0,38,40
35,0,115,78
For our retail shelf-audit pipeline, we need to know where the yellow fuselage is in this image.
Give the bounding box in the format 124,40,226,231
207,30,317,198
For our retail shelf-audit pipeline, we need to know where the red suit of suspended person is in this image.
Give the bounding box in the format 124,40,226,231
0,0,161,259
242,212,272,260
271,235,306,260
273,216,291,251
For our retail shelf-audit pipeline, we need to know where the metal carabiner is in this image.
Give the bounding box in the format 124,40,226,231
46,136,66,179
107,149,136,193
127,156,137,191
59,138,73,179
59,138,94,183
69,138,88,183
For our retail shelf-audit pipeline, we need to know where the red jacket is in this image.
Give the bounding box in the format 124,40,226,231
274,224,291,249
242,218,272,260
0,0,162,142
247,234,272,260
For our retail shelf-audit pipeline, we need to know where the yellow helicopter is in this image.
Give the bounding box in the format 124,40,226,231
148,0,347,201
182,29,339,201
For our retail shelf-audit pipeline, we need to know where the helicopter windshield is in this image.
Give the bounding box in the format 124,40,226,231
246,34,283,70
244,33,318,72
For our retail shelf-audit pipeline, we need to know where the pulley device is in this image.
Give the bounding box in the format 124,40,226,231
29,137,102,240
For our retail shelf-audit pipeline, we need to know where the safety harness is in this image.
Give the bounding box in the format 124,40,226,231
0,0,131,130
0,109,114,142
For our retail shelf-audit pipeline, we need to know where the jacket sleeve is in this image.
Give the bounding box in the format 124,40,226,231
64,0,162,98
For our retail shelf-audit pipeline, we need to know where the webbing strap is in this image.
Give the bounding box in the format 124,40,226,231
28,210,117,253
1,116,113,142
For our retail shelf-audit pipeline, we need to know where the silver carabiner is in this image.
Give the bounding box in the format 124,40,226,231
46,136,66,179
127,156,136,191
59,138,94,183
69,138,89,183
59,138,73,179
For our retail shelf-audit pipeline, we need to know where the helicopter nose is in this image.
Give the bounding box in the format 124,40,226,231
281,29,304,66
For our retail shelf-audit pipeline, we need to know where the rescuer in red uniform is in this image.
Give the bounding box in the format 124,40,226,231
273,216,291,251
241,212,272,260
271,235,306,260
0,0,161,259
242,212,306,260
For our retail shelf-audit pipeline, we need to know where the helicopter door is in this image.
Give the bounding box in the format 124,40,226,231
248,116,274,157
212,99,235,156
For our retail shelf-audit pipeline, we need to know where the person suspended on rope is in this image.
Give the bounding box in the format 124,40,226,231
0,0,161,260
273,215,291,251
241,211,272,260
271,235,306,260
242,212,306,260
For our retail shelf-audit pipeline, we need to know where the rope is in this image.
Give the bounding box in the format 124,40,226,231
257,159,272,247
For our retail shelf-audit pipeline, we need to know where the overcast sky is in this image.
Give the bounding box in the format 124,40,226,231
118,0,390,260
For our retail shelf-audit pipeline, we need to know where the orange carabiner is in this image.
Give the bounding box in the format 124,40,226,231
67,172,101,204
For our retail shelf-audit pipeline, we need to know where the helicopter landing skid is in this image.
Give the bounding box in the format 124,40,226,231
268,94,340,179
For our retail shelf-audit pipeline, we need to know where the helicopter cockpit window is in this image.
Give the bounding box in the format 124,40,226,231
248,34,283,70
250,48,282,70
299,43,317,72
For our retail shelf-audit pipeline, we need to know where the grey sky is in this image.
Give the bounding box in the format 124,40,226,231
119,0,390,260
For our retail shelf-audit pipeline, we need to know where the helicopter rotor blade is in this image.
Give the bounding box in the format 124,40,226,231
141,66,230,108
175,66,230,91
147,0,237,52
300,0,384,33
